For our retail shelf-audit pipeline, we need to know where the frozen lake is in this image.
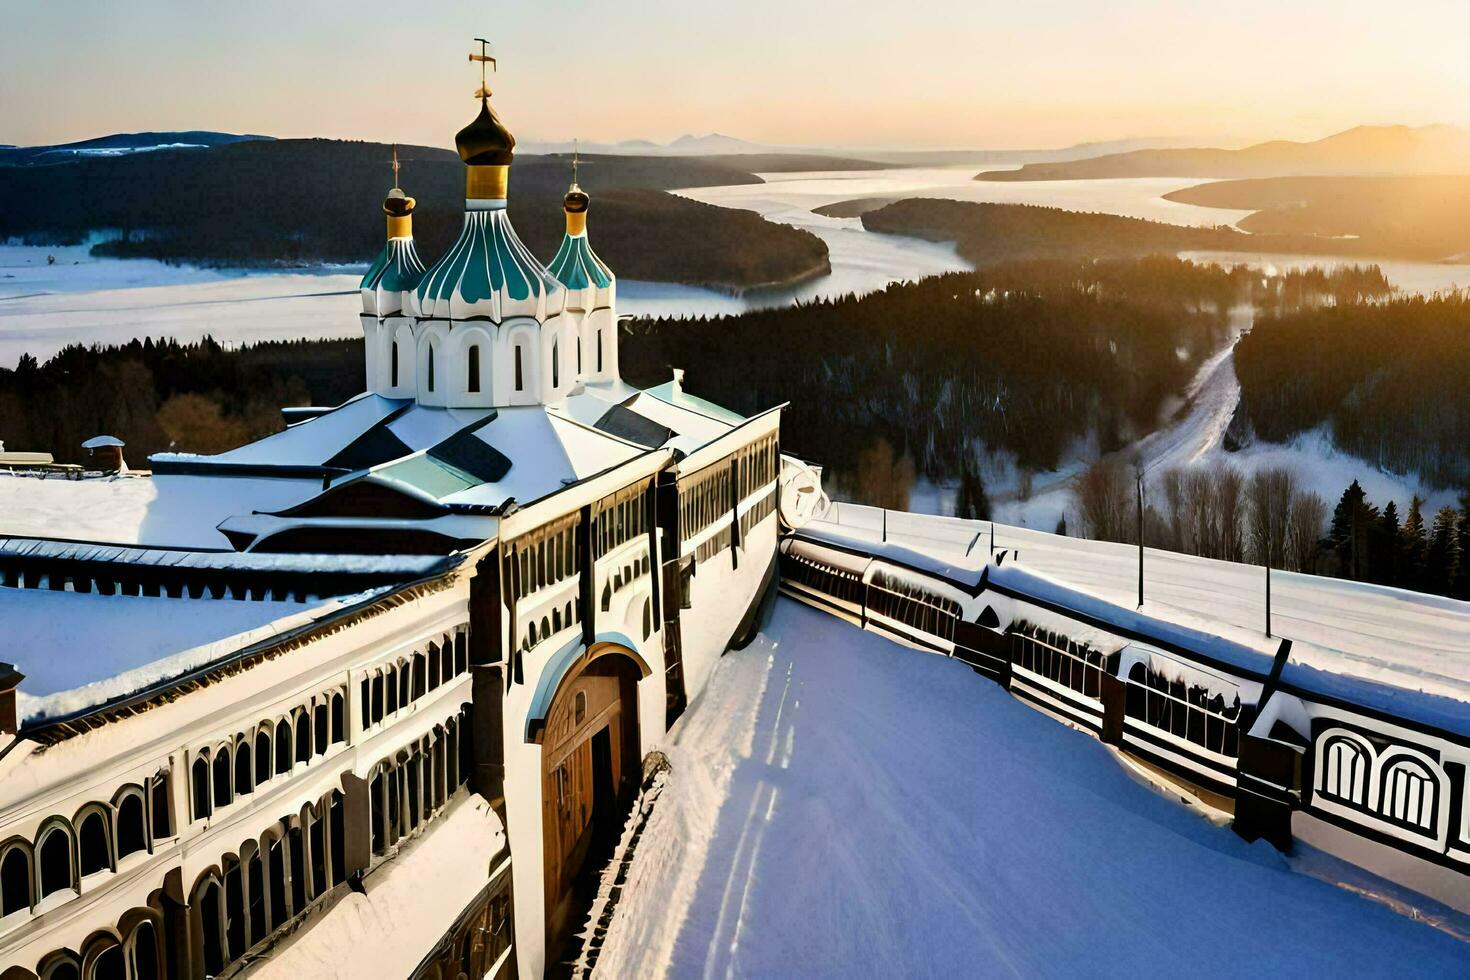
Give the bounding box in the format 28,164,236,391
3,169,1467,367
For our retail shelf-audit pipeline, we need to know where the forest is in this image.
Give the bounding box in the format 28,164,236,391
1071,458,1469,599
0,139,829,292
1233,294,1470,488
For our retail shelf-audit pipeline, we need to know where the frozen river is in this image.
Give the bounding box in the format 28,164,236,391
3,168,1467,367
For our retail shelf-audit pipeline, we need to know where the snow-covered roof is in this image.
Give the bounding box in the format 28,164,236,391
252,794,506,978
81,435,124,449
3,585,363,725
0,536,450,576
162,393,407,470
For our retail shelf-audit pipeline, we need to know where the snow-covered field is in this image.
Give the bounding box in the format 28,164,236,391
813,504,1470,707
595,599,1468,977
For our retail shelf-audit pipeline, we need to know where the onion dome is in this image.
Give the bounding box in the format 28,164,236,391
548,182,613,295
456,97,516,166
415,208,560,320
360,181,426,316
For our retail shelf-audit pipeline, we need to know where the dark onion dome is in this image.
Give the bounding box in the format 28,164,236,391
563,184,590,214
383,187,416,217
456,97,515,165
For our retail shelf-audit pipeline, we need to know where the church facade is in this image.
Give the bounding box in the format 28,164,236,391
0,51,786,980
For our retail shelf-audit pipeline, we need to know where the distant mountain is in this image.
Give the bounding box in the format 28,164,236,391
0,131,273,167
976,125,1470,181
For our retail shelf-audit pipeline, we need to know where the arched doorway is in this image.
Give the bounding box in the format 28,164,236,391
538,645,642,963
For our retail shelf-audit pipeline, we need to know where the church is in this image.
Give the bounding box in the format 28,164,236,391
0,46,792,980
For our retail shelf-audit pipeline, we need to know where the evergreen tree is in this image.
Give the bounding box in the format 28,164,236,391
1375,500,1402,586
1055,515,1068,537
1425,506,1461,597
1401,496,1428,590
1327,480,1376,580
1456,492,1470,600
954,457,992,521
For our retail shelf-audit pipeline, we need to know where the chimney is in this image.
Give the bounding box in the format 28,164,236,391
0,664,24,735
671,368,685,395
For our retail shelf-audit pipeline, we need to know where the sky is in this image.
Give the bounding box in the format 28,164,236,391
3,0,1468,152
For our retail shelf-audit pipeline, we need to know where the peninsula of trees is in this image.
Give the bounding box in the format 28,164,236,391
0,139,830,293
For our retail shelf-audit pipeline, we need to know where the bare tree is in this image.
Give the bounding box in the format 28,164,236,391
1287,490,1329,572
1076,456,1132,543
1248,467,1297,568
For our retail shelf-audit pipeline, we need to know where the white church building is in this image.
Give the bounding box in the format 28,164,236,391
0,50,790,980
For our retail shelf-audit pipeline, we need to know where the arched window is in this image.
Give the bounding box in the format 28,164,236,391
399,663,411,708
514,344,525,391
428,644,442,692
255,728,273,785
275,720,293,775
372,672,384,723
196,877,226,976
442,637,455,684
246,848,267,947
370,770,386,855
642,599,653,641
150,774,171,840
37,824,74,898
390,339,400,387
295,710,311,765
601,581,611,612
314,702,329,756
309,808,327,896
115,791,147,859
127,920,161,980
224,856,246,961
329,792,346,887
267,836,288,930
1378,755,1442,834
1318,731,1372,807
76,809,110,877
331,692,345,743
454,633,468,675
88,944,125,980
596,328,604,372
192,756,212,821
0,842,33,916
540,616,551,641
426,344,436,392
213,746,233,809
552,339,560,388
577,336,583,372
413,653,427,699
40,956,81,980
467,345,481,393
235,741,254,797
287,825,307,914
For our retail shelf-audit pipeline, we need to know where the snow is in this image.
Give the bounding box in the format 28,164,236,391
0,472,158,543
253,793,507,979
812,504,1470,709
595,599,1469,977
1,585,356,724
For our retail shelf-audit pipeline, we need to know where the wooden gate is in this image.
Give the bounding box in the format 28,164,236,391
539,648,641,958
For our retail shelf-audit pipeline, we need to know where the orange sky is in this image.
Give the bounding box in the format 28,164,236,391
3,1,1467,150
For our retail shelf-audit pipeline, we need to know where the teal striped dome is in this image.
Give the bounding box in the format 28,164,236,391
415,208,562,321
548,232,613,291
360,237,426,315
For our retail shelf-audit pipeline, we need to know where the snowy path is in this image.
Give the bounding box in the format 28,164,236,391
594,600,1467,978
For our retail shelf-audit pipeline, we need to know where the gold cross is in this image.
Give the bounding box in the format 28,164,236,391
469,38,497,99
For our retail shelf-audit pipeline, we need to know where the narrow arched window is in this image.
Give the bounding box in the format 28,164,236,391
192,757,212,821
213,748,233,809
467,345,481,393
314,702,329,755
514,344,525,391
552,339,560,388
390,339,400,387
77,811,110,877
577,337,583,373
596,329,604,372
426,345,436,392
256,728,273,784
37,827,73,898
116,793,147,858
1,845,32,915
295,711,311,765
275,720,293,775
331,692,346,743
235,742,253,797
